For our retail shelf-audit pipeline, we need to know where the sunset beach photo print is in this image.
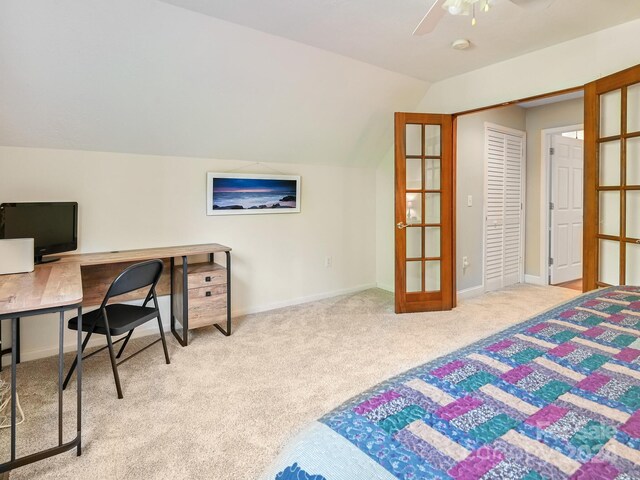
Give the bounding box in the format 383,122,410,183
206,173,301,215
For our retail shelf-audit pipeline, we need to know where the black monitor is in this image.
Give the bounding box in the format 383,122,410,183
0,202,78,264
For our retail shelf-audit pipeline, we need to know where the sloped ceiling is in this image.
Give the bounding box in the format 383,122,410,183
160,0,640,82
0,0,428,166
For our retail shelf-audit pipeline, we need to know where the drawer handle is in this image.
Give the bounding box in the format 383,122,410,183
205,291,212,297
205,276,212,282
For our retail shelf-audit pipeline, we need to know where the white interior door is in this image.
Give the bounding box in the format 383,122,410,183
485,125,526,292
550,135,583,284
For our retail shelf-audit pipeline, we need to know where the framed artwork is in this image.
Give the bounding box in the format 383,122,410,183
206,173,301,215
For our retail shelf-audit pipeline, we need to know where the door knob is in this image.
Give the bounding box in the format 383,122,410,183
397,222,408,230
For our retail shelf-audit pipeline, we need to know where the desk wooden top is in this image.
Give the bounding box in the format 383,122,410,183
0,243,230,316
0,263,83,316
59,243,231,266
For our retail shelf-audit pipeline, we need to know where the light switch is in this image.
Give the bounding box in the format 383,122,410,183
467,195,473,207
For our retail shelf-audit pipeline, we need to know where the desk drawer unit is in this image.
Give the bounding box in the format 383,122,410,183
172,260,229,337
187,285,227,329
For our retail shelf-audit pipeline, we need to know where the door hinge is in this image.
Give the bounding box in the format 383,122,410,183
550,202,554,210
550,147,555,155
549,257,554,266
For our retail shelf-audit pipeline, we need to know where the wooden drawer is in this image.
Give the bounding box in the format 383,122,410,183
187,286,227,329
187,263,226,289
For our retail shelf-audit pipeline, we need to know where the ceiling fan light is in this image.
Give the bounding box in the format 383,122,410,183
448,5,463,15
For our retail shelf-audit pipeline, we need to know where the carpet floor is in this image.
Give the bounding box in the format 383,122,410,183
2,284,578,479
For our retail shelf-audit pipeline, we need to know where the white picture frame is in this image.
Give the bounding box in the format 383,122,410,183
206,172,301,216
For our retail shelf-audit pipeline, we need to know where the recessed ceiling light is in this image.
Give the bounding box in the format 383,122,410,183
452,39,471,50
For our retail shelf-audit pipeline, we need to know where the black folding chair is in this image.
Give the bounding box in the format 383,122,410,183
63,259,170,399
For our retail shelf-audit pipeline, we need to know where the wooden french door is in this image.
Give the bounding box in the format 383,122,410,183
395,113,455,313
584,64,640,290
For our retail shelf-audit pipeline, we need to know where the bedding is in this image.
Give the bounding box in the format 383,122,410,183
262,286,640,480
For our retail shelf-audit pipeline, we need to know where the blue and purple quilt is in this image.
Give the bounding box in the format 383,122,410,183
262,287,640,480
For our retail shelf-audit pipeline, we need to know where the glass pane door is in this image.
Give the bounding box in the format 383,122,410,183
586,66,640,289
395,113,453,312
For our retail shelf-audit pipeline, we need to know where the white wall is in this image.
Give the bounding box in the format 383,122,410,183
375,18,640,293
0,146,377,362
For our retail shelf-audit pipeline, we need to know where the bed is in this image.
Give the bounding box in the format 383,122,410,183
261,286,640,480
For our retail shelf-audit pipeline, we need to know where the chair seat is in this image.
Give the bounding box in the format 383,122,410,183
68,304,159,336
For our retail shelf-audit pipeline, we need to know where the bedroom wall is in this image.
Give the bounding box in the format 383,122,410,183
375,18,640,294
0,146,377,362
524,98,584,279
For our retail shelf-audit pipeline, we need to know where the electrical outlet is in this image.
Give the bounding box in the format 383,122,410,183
467,195,473,207
462,256,470,270
324,256,332,268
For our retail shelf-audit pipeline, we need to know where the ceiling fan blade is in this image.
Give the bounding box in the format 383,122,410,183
413,0,447,36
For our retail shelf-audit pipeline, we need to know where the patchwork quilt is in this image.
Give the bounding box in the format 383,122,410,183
261,287,640,480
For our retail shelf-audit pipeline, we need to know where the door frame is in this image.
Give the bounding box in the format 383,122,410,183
583,63,640,291
540,124,584,285
482,122,527,292
394,113,455,313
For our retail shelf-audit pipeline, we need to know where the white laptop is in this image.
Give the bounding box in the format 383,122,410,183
0,238,35,275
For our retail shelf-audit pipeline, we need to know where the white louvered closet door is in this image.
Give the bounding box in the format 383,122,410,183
485,125,526,292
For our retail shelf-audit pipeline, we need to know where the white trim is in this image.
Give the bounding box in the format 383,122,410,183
457,285,485,301
483,122,527,291
233,283,377,316
524,274,545,286
540,124,584,286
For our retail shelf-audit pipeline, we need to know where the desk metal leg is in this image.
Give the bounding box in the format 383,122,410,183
170,256,189,347
214,251,232,337
58,311,64,446
0,305,82,473
10,318,17,462
16,318,20,364
77,307,82,456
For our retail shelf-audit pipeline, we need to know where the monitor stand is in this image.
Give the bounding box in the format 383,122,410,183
35,256,61,265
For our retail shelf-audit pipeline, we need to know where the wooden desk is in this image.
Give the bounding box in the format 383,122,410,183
0,243,232,472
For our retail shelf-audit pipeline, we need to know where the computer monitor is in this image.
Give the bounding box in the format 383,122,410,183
0,202,78,264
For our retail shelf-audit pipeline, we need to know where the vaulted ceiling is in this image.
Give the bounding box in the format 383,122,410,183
159,0,640,82
1,0,639,165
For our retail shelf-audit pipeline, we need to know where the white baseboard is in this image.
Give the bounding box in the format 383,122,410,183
376,283,394,293
457,285,485,301
524,274,546,286
232,283,377,317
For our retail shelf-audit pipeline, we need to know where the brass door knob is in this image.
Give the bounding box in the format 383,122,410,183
397,222,408,230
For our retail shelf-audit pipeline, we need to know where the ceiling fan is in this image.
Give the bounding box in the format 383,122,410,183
413,0,544,35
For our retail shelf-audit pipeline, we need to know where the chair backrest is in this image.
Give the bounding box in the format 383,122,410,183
101,259,164,307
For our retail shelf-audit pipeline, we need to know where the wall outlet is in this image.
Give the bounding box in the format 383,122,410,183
462,256,470,270
467,195,473,207
324,256,332,268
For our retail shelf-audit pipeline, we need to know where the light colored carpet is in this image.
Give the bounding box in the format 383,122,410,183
3,284,578,479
